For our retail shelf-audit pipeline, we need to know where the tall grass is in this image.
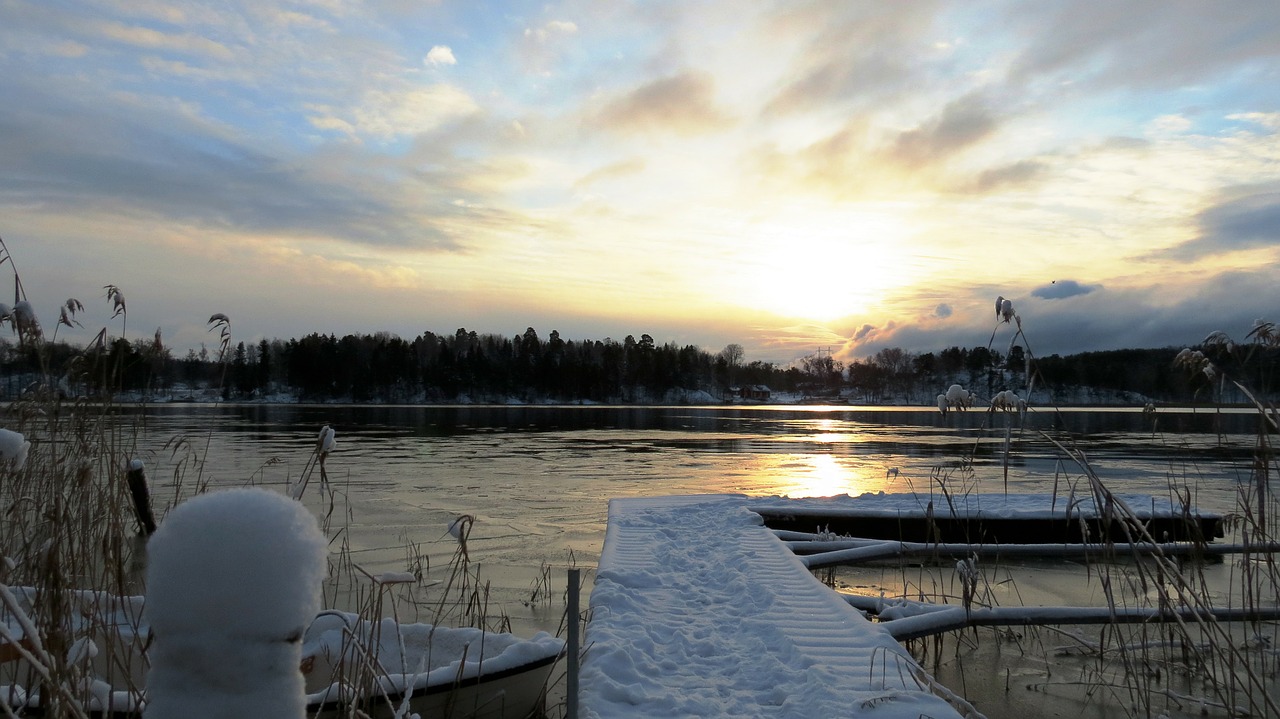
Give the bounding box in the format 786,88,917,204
0,235,157,715
831,297,1280,718
0,237,562,718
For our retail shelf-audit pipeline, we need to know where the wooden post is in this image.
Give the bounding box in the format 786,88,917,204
126,459,157,537
567,567,580,719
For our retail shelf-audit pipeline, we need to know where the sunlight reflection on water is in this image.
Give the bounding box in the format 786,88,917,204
113,403,1277,717
123,404,1259,632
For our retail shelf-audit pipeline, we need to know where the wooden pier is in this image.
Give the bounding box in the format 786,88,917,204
579,494,967,718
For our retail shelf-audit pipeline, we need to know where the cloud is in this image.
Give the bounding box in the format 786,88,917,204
849,267,1280,360
1228,112,1280,131
97,20,235,61
49,40,90,58
573,159,646,189
933,304,953,318
760,4,939,116
1031,280,1098,300
1146,114,1193,136
311,84,479,141
592,71,733,136
425,45,456,66
743,119,897,198
1098,136,1152,152
0,75,475,251
890,93,999,167
1004,2,1280,91
140,55,247,82
1159,189,1280,260
765,60,889,117
748,91,1012,197
965,160,1048,193
270,9,331,31
852,323,876,341
525,20,579,42
517,18,580,73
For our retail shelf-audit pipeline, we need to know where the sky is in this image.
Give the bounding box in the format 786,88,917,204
1,1,1278,366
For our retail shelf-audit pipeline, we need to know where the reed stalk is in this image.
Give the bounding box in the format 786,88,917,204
0,237,557,718
831,301,1280,718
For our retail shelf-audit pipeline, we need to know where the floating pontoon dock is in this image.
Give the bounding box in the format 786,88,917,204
753,491,1223,544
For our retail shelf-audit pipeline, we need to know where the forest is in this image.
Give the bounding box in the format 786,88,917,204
0,326,1273,406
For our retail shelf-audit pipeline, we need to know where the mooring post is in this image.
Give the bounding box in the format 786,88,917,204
567,567,580,719
126,459,158,537
126,459,157,577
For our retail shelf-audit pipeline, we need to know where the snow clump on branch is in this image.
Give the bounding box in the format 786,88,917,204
937,384,975,414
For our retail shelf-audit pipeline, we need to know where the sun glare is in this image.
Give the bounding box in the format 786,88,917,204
736,208,917,322
781,454,863,498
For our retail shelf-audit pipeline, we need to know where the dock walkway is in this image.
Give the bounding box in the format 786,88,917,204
580,494,966,719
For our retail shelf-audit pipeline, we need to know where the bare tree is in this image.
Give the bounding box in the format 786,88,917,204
719,343,744,384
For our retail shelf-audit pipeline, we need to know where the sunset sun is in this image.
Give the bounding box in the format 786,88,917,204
735,209,917,322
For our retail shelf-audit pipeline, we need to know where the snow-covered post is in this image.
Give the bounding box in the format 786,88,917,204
143,488,327,719
567,567,580,719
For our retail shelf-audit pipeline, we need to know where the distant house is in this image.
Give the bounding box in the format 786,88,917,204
739,385,772,401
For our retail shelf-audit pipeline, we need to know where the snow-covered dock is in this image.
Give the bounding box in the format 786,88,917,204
580,495,967,718
753,491,1223,544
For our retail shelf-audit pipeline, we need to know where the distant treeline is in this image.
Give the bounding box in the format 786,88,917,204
0,327,1274,405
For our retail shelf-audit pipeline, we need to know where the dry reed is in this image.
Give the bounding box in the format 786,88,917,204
826,298,1280,718
0,236,562,718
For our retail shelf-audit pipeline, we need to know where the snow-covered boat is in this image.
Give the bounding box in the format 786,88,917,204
301,610,564,719
0,590,564,719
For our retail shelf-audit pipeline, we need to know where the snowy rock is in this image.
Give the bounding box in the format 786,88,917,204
144,488,327,719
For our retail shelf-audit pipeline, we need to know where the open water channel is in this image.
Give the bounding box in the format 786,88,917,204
120,403,1273,718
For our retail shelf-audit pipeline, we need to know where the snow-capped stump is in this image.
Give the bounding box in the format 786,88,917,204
144,488,327,719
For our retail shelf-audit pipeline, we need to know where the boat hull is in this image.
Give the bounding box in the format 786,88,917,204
2,593,564,719
306,651,558,719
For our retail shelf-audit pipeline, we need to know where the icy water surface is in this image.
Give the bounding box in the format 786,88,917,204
120,403,1265,612
121,403,1271,717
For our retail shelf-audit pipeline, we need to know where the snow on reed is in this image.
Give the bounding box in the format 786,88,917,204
143,488,327,719
939,384,975,413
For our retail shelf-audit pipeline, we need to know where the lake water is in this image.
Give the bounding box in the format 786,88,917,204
122,402,1273,717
